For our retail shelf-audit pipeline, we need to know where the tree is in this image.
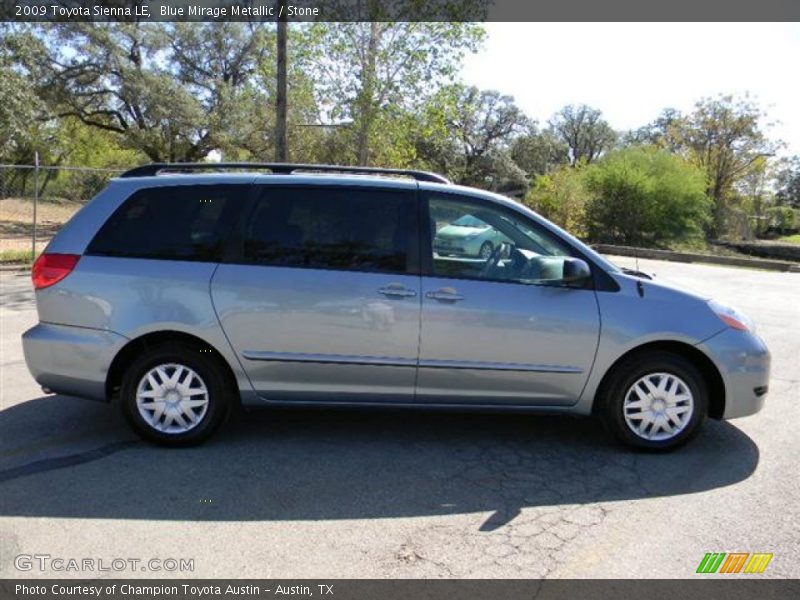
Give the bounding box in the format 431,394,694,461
624,108,685,152
549,104,616,166
0,68,38,161
776,157,800,209
633,96,780,237
511,127,570,179
583,147,710,247
0,31,44,162
735,155,773,238
414,84,529,190
307,22,484,165
443,85,529,188
680,97,780,237
524,166,587,234
225,25,329,163
10,23,271,162
152,22,272,160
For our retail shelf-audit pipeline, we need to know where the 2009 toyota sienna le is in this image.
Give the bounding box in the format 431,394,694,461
22,163,770,450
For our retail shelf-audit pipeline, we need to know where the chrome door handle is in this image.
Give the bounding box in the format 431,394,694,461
426,288,464,302
377,285,417,298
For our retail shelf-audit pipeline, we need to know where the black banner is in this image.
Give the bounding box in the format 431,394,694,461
3,0,800,22
3,580,800,600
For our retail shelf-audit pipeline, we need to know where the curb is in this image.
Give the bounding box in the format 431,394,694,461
0,264,30,273
593,244,800,273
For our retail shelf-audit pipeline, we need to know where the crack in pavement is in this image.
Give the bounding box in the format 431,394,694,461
0,440,140,484
388,434,637,577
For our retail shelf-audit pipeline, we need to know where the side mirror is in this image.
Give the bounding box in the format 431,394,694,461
561,258,591,285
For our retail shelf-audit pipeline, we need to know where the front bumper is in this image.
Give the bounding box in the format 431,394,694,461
434,243,468,256
22,322,128,402
698,328,771,419
434,238,483,257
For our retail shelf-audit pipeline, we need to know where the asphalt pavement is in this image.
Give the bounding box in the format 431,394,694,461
0,258,798,578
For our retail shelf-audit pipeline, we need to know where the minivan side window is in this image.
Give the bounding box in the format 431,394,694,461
242,186,416,274
87,185,243,262
427,193,578,285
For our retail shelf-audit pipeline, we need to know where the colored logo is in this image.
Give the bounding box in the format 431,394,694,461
696,552,773,574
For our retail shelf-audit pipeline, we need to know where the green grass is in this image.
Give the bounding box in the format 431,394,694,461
0,249,38,265
669,238,713,253
778,233,800,245
669,239,749,258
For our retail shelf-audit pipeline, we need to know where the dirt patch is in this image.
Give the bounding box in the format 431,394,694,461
0,198,83,252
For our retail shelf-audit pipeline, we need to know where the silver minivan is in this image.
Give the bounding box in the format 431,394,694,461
22,163,770,450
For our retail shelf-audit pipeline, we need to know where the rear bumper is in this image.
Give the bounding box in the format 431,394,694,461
698,328,771,420
22,322,128,402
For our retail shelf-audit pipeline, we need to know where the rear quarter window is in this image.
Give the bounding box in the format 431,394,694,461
86,185,245,262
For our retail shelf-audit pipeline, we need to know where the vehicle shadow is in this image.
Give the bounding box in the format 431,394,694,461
0,395,759,530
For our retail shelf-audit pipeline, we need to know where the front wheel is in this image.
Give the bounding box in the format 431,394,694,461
598,351,707,451
478,241,494,259
120,342,231,446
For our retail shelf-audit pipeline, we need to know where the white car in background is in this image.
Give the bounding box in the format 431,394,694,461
434,214,511,259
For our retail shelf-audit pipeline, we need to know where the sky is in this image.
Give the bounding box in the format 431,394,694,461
462,23,800,157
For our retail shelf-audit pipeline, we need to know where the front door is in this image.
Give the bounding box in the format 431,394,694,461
212,184,421,403
417,192,601,406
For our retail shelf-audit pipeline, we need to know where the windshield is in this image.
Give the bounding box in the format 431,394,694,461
513,221,570,257
452,214,489,228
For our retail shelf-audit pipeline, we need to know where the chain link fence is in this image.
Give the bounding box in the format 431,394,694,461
0,163,125,263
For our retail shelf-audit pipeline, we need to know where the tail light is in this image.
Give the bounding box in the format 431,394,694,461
31,253,80,290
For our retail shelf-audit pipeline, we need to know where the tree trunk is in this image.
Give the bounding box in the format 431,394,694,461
275,3,288,162
356,23,380,166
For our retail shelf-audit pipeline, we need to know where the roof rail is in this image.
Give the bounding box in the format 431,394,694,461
119,162,451,184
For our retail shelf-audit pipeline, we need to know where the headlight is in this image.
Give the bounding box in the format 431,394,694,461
708,299,755,333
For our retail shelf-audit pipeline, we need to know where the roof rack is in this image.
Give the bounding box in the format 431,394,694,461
119,162,451,184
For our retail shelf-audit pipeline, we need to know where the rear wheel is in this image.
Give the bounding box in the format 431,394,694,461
120,342,231,446
478,241,494,259
598,351,707,451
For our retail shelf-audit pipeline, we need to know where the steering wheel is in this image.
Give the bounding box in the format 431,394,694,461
480,242,511,278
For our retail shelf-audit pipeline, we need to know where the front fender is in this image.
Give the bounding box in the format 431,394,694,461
573,274,726,414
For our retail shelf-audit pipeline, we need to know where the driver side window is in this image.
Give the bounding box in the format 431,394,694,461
427,194,576,285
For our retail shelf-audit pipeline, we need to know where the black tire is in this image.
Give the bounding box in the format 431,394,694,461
478,241,494,259
120,342,232,446
598,351,707,451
